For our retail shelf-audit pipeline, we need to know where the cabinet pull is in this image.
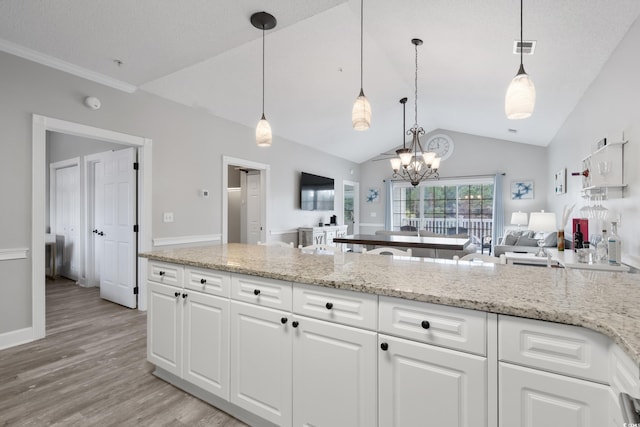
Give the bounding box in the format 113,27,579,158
159,271,165,276
92,229,98,234
292,321,299,328
97,231,104,236
253,289,261,296
620,392,640,423
380,342,389,351
421,320,430,329
174,291,180,298
325,302,333,310
200,278,207,284
281,317,288,324
182,293,188,299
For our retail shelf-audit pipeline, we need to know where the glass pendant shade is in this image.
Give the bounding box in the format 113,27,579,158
352,90,371,130
398,149,413,166
390,157,401,172
431,157,441,170
256,115,272,147
422,152,436,166
505,68,536,119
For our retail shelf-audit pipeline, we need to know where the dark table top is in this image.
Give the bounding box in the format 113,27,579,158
333,234,471,250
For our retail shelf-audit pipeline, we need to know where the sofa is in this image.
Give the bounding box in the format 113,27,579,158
373,230,477,259
493,229,563,257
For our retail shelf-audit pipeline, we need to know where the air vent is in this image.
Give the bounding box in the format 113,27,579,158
513,40,536,55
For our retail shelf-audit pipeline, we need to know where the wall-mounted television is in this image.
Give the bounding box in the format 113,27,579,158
300,172,335,211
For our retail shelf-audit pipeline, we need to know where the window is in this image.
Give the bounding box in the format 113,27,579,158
392,180,494,242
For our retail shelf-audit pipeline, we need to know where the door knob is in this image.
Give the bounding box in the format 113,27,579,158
98,231,104,236
92,229,98,234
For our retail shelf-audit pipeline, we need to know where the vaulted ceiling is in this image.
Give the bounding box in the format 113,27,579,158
1,0,639,163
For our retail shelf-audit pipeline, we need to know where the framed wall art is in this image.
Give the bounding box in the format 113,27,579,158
554,168,567,195
511,180,534,200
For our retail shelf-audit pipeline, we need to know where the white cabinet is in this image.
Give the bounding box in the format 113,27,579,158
378,334,487,427
292,315,377,427
378,296,488,427
298,225,348,247
147,262,230,401
147,281,182,376
500,363,609,427
229,300,292,427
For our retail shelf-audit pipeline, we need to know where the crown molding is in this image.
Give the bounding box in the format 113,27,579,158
0,38,137,93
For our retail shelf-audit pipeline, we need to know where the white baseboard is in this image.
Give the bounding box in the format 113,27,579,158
0,248,29,261
359,223,385,228
152,234,221,247
0,327,35,350
269,229,298,236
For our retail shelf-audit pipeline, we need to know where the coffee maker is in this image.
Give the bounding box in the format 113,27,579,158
330,215,337,225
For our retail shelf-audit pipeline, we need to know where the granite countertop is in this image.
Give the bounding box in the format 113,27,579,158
140,243,640,366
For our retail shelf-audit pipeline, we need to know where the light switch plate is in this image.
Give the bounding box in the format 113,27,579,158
163,212,174,223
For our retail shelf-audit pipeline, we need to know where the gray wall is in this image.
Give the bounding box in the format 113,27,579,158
546,16,640,268
0,51,359,335
359,130,548,234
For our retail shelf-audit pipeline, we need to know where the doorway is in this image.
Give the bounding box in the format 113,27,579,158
222,156,269,244
31,115,152,342
343,180,360,235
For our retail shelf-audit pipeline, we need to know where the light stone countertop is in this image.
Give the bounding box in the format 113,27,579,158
139,243,640,367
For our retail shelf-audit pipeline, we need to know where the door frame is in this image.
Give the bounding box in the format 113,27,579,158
342,180,360,235
32,114,152,341
221,156,269,244
49,157,81,281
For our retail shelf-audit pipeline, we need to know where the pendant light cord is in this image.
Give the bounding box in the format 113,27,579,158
262,25,266,116
519,0,523,67
360,0,364,90
414,42,418,127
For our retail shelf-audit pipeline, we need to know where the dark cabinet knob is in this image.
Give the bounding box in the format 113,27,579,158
200,278,207,284
253,289,261,296
281,317,288,324
380,342,389,351
292,321,299,328
92,229,98,234
182,293,187,299
325,302,333,310
159,271,165,276
98,231,104,236
174,292,180,297
421,320,430,329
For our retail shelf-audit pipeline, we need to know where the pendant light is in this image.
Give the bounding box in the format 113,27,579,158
251,12,277,146
352,0,371,130
505,0,535,119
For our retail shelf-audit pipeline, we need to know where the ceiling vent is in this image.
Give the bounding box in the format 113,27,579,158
513,40,536,55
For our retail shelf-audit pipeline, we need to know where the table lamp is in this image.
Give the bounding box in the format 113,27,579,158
528,211,557,257
510,211,528,230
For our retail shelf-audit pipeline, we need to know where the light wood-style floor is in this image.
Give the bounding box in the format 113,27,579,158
0,278,247,427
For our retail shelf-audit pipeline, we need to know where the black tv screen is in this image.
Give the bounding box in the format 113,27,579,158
300,172,334,211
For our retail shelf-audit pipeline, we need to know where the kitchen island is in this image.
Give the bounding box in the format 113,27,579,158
140,244,640,427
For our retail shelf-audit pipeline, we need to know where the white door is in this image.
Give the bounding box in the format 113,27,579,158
379,334,487,427
230,301,292,427
343,181,359,235
292,316,377,427
98,148,137,308
52,163,81,280
499,363,609,427
246,171,261,244
183,290,230,400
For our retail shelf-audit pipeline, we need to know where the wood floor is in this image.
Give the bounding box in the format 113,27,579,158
0,278,247,427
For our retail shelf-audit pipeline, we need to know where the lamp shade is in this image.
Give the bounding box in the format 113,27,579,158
352,91,371,131
505,70,536,119
510,211,528,226
389,157,401,172
256,116,272,147
528,211,557,232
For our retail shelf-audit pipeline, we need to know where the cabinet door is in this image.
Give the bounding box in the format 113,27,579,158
182,291,229,400
147,281,182,376
292,316,377,427
378,334,487,427
230,301,292,427
500,363,609,427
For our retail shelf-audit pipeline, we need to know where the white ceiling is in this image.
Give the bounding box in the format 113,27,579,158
1,0,639,163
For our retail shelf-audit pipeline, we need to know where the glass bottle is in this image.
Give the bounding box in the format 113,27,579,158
596,229,608,263
573,223,584,251
608,222,621,265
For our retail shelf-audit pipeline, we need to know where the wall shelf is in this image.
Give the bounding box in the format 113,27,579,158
580,140,627,194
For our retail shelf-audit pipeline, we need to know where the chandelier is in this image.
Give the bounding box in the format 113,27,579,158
390,38,440,187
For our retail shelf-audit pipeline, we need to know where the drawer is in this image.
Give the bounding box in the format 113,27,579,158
184,267,231,297
293,283,378,330
379,296,486,355
231,274,292,311
147,261,183,287
499,315,610,383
